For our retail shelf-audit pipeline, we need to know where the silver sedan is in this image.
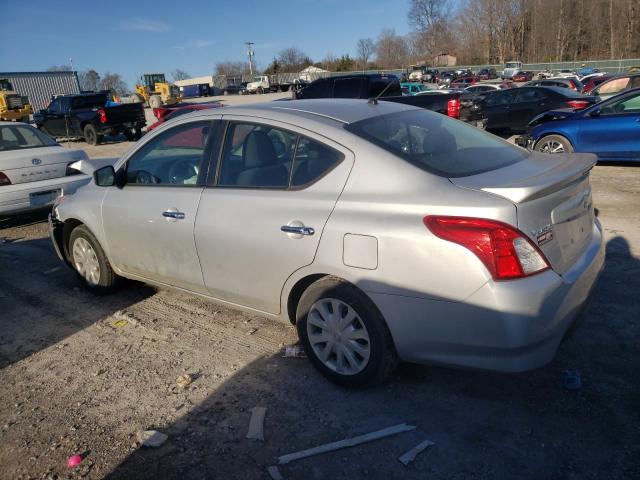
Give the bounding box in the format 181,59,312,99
49,100,604,386
0,122,89,216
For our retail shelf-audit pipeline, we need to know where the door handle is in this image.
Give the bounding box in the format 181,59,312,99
281,225,315,236
162,210,185,220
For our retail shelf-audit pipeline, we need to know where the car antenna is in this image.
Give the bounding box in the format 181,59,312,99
368,77,396,104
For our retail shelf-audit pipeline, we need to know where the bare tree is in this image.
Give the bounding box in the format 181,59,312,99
171,69,191,81
356,38,375,68
99,73,128,96
408,0,451,59
79,69,100,91
375,29,409,69
277,47,312,71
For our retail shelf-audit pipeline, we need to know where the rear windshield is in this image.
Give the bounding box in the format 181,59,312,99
345,110,526,177
0,124,57,151
71,94,107,109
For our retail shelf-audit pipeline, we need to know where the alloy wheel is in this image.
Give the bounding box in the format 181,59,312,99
72,237,101,286
306,298,371,375
539,140,565,154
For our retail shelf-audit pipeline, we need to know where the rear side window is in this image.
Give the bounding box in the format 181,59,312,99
346,109,525,177
217,122,343,189
516,89,546,102
292,137,342,186
598,77,630,94
71,95,106,109
333,78,363,98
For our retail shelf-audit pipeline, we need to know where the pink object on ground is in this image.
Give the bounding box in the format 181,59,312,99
67,454,83,468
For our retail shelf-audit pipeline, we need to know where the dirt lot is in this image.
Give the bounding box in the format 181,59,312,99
1,101,639,479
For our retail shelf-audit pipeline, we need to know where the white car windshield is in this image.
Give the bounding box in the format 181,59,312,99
505,63,520,69
253,77,262,82
0,124,57,152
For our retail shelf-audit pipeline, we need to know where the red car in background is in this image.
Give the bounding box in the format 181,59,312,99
582,75,612,94
148,103,223,131
512,71,534,82
450,76,478,88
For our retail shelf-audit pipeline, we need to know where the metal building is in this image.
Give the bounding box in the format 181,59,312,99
0,71,81,112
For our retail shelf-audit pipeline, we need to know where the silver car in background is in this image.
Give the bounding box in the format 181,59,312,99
50,100,604,386
0,122,89,216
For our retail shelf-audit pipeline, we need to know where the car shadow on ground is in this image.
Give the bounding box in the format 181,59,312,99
0,237,155,368
0,209,50,231
104,236,639,480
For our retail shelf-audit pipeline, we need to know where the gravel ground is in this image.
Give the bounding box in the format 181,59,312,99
1,106,638,479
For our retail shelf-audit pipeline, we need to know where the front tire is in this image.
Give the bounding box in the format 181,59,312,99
296,277,399,387
535,134,574,154
69,225,118,292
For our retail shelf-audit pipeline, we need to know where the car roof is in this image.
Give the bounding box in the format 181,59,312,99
188,99,421,125
0,121,32,126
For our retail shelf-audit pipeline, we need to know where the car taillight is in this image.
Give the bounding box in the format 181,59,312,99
447,98,461,119
98,108,107,123
65,162,81,176
0,172,11,186
568,81,577,90
566,100,590,110
423,216,550,281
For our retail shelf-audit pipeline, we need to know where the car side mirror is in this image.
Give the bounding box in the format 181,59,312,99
94,165,116,187
589,108,601,117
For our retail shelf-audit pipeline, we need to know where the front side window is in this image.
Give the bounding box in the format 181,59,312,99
600,92,640,115
346,109,526,177
48,99,62,113
125,121,211,186
217,122,343,189
0,125,57,151
299,78,330,99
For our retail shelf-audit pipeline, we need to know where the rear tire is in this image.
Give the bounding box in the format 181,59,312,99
83,124,100,146
296,277,399,387
68,225,119,293
535,134,574,154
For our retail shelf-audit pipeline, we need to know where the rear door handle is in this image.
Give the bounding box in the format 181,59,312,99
281,225,315,236
162,210,185,220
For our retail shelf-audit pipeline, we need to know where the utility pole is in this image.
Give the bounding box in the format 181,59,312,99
245,42,255,77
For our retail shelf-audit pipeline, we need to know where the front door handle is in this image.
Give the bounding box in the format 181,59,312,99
162,210,185,220
281,225,315,236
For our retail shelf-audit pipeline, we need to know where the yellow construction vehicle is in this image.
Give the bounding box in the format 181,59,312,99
0,79,33,122
133,73,180,108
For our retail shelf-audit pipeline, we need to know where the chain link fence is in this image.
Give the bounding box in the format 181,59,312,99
209,58,639,89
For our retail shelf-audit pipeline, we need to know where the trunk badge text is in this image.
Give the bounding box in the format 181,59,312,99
532,224,553,246
31,158,42,165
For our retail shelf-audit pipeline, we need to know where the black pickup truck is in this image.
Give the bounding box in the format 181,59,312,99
34,92,146,145
293,74,483,124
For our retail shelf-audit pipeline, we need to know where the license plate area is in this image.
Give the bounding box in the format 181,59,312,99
30,189,61,207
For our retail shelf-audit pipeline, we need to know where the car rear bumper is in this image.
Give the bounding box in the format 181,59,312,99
0,175,89,216
368,220,605,372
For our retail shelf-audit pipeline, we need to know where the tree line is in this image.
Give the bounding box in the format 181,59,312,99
214,0,639,75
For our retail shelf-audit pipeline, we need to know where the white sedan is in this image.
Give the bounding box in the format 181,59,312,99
0,122,90,216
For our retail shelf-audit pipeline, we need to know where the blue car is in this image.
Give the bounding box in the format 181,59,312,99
517,87,640,162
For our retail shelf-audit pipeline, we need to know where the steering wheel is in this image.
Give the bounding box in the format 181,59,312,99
135,170,160,184
168,158,198,185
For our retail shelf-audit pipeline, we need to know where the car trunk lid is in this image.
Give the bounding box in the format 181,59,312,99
1,146,87,184
450,151,597,275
